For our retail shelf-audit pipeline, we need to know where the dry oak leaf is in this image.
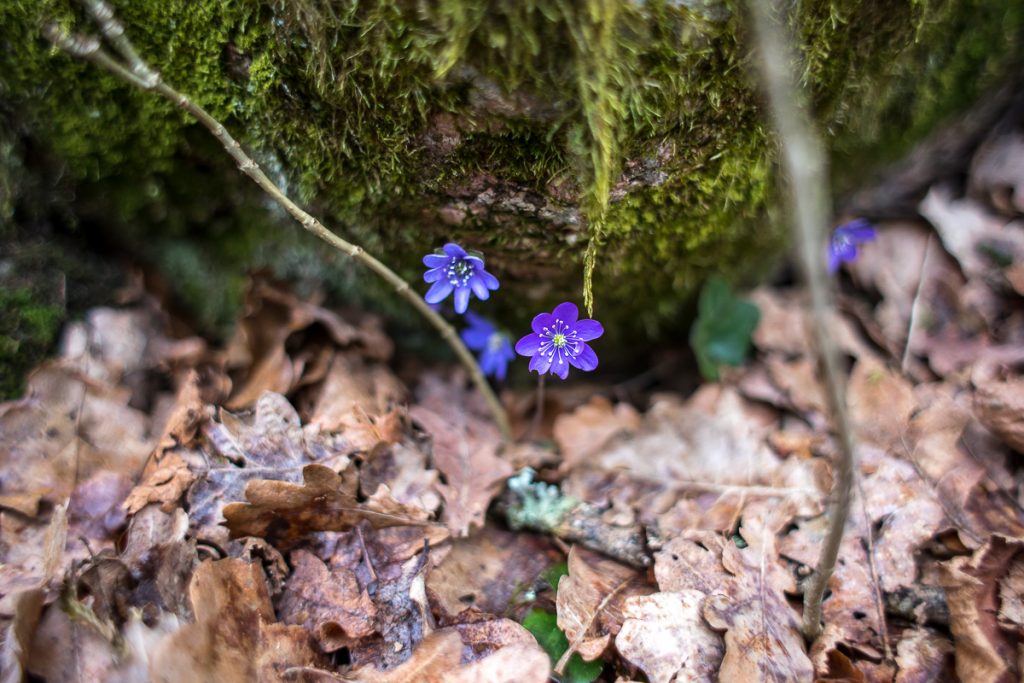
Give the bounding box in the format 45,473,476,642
410,396,512,538
938,535,1024,683
187,392,359,546
223,463,432,541
277,549,377,651
123,453,194,515
616,590,724,683
552,396,642,470
555,546,652,663
703,503,813,683
150,558,321,683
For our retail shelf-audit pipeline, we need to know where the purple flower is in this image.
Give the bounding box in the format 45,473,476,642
514,302,603,380
460,312,515,381
423,243,500,314
828,219,877,273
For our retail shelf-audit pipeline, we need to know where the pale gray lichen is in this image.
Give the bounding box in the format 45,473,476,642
504,468,578,532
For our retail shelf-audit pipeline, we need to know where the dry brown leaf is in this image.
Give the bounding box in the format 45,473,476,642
0,363,153,514
920,185,1024,283
0,505,66,616
441,640,550,683
749,287,872,359
150,558,321,682
703,503,813,682
119,505,196,618
224,463,432,541
616,590,724,683
360,441,442,516
350,629,463,683
765,356,827,415
572,387,826,520
847,359,916,450
939,535,1023,683
29,605,179,683
225,280,392,409
427,524,561,618
998,555,1024,633
310,354,406,433
974,374,1024,453
187,392,358,547
552,396,642,469
278,549,377,650
123,453,194,515
894,628,955,683
410,376,512,537
555,546,651,663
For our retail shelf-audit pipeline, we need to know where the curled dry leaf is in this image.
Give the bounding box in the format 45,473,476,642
410,377,512,537
555,546,651,662
552,396,642,470
225,279,393,409
616,590,723,683
939,535,1023,683
150,558,321,683
223,463,432,541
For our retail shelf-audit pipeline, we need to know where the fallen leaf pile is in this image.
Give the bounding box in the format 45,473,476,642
3,118,1024,682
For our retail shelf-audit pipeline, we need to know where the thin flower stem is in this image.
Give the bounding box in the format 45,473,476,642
46,12,511,440
746,0,856,640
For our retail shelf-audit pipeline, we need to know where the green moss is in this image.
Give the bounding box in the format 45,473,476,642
0,288,63,398
1,0,1022,360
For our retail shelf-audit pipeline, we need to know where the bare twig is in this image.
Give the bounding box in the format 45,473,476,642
901,233,933,374
746,0,856,640
45,3,511,440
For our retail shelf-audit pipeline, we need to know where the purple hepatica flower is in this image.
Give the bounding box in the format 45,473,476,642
460,312,515,381
423,242,500,314
828,219,877,274
515,302,603,380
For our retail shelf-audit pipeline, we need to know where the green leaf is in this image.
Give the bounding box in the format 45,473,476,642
689,276,761,381
541,561,569,592
522,609,603,683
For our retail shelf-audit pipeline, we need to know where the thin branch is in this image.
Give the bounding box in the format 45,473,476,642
746,0,856,640
45,11,510,440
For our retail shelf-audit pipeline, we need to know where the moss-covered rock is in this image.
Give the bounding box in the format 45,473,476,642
1,0,1022,355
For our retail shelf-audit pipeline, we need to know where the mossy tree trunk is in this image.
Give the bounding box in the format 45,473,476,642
1,0,1022,371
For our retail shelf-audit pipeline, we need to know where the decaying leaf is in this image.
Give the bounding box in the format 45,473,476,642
939,535,1023,683
223,463,432,541
555,546,651,662
310,354,406,434
616,590,723,683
